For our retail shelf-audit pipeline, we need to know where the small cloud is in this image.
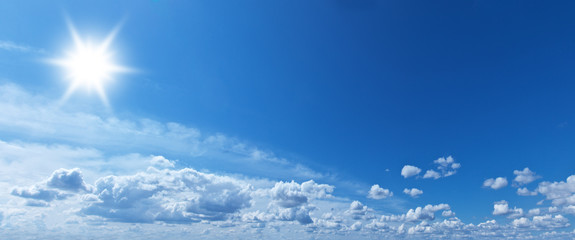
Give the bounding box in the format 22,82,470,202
513,168,540,186
493,200,523,218
517,187,538,196
403,188,423,198
401,165,421,178
483,177,508,190
423,170,441,180
367,184,393,199
149,155,175,168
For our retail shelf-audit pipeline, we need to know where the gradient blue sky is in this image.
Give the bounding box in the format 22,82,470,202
1,1,575,239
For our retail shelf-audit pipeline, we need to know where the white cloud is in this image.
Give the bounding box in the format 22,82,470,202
11,168,91,204
441,210,455,217
537,175,575,206
421,156,461,180
403,188,423,198
513,168,540,186
80,167,253,223
149,155,175,168
346,201,373,220
483,177,508,190
517,187,538,196
367,184,393,199
401,165,421,178
380,204,450,222
270,180,333,208
0,83,326,182
512,215,570,229
423,170,441,179
492,200,523,218
433,156,460,178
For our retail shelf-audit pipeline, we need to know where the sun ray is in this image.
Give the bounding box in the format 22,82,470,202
51,20,130,107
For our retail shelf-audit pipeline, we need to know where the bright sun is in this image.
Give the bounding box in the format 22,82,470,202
51,21,129,106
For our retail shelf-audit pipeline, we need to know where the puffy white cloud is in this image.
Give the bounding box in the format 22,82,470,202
537,175,575,206
149,155,175,168
421,156,461,180
11,168,90,204
512,215,570,229
367,184,393,199
433,156,460,177
441,210,455,217
346,201,372,220
423,170,441,180
269,180,333,208
492,200,523,218
46,168,91,192
81,167,253,223
401,165,421,178
483,177,508,190
403,188,423,198
513,168,540,186
380,204,450,222
517,187,538,196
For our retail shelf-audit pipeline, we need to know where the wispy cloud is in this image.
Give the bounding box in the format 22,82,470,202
0,40,45,54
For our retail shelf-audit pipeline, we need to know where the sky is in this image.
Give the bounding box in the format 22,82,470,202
1,0,575,239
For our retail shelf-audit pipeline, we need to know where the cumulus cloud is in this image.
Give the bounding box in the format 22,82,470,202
403,188,423,198
423,170,441,180
367,184,393,199
512,215,570,229
380,204,450,222
267,180,334,225
346,201,373,220
149,155,175,168
492,200,523,218
11,168,90,204
270,180,333,208
537,175,575,206
420,156,461,180
401,165,421,178
513,168,540,186
432,156,460,177
483,177,508,190
82,167,253,223
517,187,538,196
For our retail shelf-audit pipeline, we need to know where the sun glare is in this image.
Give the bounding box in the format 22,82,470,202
51,21,129,107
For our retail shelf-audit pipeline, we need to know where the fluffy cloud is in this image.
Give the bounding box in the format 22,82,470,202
537,175,575,206
517,187,538,196
401,165,421,178
513,168,540,186
149,155,175,168
423,170,441,180
269,180,333,208
346,201,373,220
403,188,423,198
512,215,570,229
367,184,393,199
11,168,90,204
492,200,523,218
380,204,450,222
483,177,508,190
81,167,253,223
421,156,461,180
432,156,460,177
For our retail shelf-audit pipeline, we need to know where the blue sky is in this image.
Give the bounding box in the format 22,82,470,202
2,0,575,239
